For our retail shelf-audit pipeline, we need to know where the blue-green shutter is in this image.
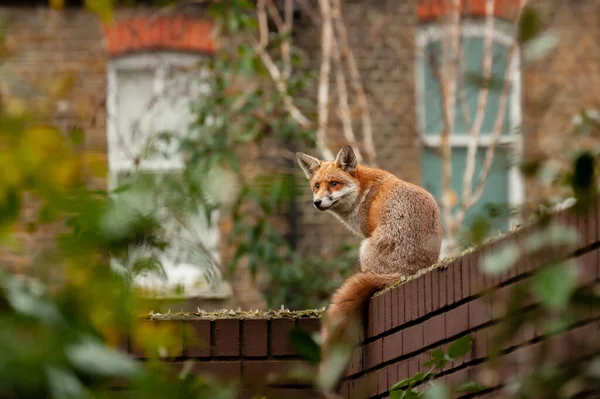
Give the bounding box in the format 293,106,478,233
421,36,512,136
420,33,514,237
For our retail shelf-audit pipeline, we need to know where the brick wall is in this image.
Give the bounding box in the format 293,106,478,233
124,313,324,399
340,199,599,398
124,197,600,398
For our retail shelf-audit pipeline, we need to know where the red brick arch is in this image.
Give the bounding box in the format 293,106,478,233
417,0,522,22
103,16,215,57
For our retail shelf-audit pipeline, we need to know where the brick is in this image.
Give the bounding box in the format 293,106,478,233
242,319,268,357
383,290,394,332
447,263,455,305
348,346,363,376
375,293,385,336
403,323,424,354
473,329,488,360
411,279,419,321
431,270,440,312
404,280,414,322
392,285,404,328
588,199,598,246
423,313,446,346
439,269,447,308
367,298,376,338
192,360,241,381
382,330,403,362
377,367,388,395
271,319,296,356
454,259,463,303
468,297,492,329
387,363,399,393
445,305,468,338
214,319,240,357
408,355,420,378
470,252,480,294
576,249,598,286
365,339,383,369
397,359,409,383
425,272,433,314
417,275,426,318
184,320,211,358
296,317,320,334
461,256,471,299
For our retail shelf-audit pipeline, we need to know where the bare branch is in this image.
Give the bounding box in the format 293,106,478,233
331,0,376,165
257,0,269,50
461,0,495,208
264,0,285,31
439,0,462,241
296,0,321,25
316,0,335,161
282,0,294,79
254,0,319,151
332,34,363,162
469,41,518,206
467,0,529,208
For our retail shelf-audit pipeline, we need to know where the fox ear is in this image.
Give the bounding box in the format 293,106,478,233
335,145,358,172
296,152,321,179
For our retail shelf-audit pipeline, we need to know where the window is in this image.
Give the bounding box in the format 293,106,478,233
107,53,231,299
416,21,523,237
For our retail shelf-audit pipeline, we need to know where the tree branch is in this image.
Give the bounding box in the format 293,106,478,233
332,34,363,162
461,0,495,210
331,0,376,165
316,0,334,161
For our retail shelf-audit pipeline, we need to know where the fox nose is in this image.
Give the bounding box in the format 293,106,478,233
313,199,322,209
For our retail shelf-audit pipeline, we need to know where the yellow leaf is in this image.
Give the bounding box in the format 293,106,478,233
49,0,65,10
81,151,108,178
4,98,25,117
85,0,114,24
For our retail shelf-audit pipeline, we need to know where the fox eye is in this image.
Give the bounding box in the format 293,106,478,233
315,183,320,189
330,181,338,187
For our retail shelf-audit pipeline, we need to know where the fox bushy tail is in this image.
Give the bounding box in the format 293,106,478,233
321,271,400,363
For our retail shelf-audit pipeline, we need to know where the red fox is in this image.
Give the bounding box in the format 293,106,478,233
296,145,442,389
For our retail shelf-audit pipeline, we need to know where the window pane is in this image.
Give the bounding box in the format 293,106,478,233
421,35,512,136
421,146,511,234
111,170,230,298
113,69,155,165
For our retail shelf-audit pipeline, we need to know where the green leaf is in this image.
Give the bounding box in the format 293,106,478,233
482,243,520,275
2,275,63,325
390,389,405,399
423,348,447,369
424,383,449,399
289,328,321,365
315,344,353,392
66,337,142,378
46,367,85,399
456,381,487,394
447,335,473,360
531,262,577,310
390,377,413,391
518,7,541,42
523,32,559,63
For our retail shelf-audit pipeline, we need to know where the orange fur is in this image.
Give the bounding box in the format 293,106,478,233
321,272,400,358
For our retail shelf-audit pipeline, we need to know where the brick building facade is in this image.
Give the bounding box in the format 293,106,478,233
0,0,598,309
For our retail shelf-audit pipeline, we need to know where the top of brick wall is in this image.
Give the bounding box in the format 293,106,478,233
417,0,522,22
103,16,215,57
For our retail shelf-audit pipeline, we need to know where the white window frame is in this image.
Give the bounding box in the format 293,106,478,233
106,52,231,299
107,52,210,174
415,21,524,233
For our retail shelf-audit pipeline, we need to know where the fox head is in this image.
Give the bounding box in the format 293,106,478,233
296,145,360,211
